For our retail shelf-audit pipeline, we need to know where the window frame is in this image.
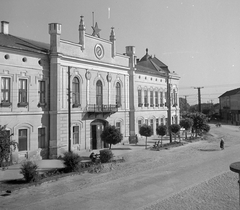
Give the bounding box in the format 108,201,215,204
18,79,28,107
138,89,142,107
18,129,28,151
38,127,46,148
116,82,121,107
144,90,148,107
116,122,121,133
96,80,103,107
73,125,80,145
1,77,11,107
72,77,81,108
38,80,46,107
150,91,154,107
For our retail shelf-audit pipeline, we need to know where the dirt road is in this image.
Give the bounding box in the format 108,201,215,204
1,124,240,210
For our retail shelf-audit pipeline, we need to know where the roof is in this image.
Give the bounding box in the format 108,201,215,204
0,33,49,54
219,87,240,98
136,48,170,76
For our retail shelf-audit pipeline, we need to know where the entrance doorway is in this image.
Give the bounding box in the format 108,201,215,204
90,119,108,150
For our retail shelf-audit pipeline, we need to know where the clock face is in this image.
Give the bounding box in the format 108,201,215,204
94,44,104,59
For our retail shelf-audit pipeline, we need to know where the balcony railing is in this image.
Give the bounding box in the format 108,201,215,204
86,104,118,113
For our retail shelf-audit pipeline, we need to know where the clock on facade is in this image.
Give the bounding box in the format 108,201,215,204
94,44,104,59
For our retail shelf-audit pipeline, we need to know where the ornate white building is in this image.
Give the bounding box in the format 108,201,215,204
0,17,180,161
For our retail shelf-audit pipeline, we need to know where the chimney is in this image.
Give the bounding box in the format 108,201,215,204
79,16,86,50
1,21,9,35
110,27,116,57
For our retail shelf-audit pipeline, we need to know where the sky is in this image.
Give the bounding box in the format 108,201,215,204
1,0,240,105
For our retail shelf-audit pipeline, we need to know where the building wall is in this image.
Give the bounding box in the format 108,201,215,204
48,22,130,158
0,46,50,160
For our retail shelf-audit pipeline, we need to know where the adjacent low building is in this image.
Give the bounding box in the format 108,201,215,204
219,88,240,125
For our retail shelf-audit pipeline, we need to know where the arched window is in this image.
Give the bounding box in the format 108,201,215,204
72,77,80,107
116,82,121,107
96,80,102,106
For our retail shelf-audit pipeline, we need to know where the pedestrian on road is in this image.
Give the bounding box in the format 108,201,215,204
220,138,224,150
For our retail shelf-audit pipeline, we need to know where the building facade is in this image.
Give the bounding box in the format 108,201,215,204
219,88,240,125
0,17,180,161
127,47,180,137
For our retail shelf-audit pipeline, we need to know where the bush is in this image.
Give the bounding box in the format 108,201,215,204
100,149,113,163
20,161,39,182
62,151,81,172
201,123,210,133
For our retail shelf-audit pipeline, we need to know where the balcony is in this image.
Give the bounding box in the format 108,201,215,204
86,104,118,118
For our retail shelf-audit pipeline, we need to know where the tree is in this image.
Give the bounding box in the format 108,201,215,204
184,112,208,137
139,124,153,149
156,125,167,146
100,125,123,149
0,125,17,167
169,124,181,141
180,118,193,139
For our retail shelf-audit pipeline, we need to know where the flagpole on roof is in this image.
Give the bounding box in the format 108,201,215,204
92,12,94,27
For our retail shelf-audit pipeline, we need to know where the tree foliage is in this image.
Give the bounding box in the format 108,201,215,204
180,118,193,139
101,125,123,149
139,124,153,149
156,125,167,146
0,125,17,167
169,124,181,141
183,112,209,136
156,125,167,137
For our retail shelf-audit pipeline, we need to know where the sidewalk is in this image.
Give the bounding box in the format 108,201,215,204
0,135,171,182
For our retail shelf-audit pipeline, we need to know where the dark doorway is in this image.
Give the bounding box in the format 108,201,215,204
91,119,108,150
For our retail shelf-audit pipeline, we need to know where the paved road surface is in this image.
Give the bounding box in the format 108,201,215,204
1,124,240,210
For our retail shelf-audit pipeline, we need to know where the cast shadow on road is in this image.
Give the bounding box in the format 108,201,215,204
111,148,132,150
198,148,220,152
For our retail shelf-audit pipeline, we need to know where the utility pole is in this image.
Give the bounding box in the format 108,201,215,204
194,87,204,112
68,66,71,152
184,95,189,112
166,74,172,143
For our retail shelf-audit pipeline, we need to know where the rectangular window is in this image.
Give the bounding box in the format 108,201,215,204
116,122,121,133
161,118,164,125
1,77,10,103
150,91,153,106
164,92,167,106
155,91,158,107
38,128,46,148
73,126,80,144
38,81,46,104
138,120,142,134
138,90,142,107
160,92,163,107
18,79,28,105
18,129,27,151
156,119,159,128
150,119,153,132
144,90,148,107
145,119,148,125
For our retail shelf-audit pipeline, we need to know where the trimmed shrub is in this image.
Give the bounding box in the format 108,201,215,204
100,149,113,163
101,125,123,149
62,151,81,172
20,161,39,182
201,123,210,133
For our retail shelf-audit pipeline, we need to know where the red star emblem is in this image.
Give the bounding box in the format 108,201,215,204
92,22,101,38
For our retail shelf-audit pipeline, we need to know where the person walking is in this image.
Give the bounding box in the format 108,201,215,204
220,138,224,150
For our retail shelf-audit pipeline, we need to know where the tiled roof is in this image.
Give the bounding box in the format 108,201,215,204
0,33,49,54
219,87,240,98
136,48,169,76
